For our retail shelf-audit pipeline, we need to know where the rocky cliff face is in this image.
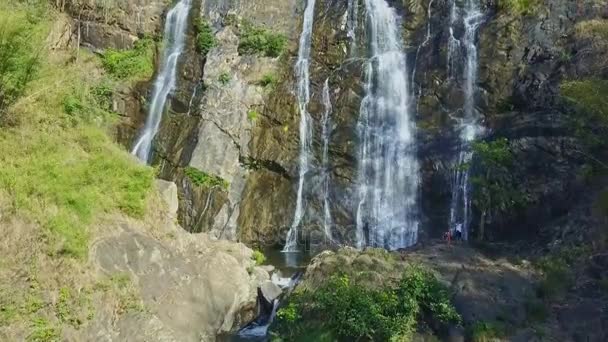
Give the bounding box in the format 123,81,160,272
143,0,607,249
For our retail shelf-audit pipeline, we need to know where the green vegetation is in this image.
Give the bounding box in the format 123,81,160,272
535,246,589,298
238,21,287,57
252,250,266,265
100,38,155,81
218,71,231,85
471,138,529,240
0,2,155,259
258,73,278,88
184,167,229,190
0,2,46,120
275,266,460,341
499,0,542,15
194,18,215,55
247,109,259,121
560,78,608,125
94,273,145,314
469,321,505,342
28,316,61,342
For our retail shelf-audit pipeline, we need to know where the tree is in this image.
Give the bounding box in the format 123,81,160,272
471,138,529,240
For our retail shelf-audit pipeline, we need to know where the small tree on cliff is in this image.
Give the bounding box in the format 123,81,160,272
471,138,528,240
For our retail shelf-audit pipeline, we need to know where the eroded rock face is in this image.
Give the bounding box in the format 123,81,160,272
87,185,269,341
63,0,168,49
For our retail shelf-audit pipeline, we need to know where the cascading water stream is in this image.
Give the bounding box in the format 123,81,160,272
131,0,192,162
355,0,419,250
321,79,333,241
448,0,484,241
347,0,359,53
283,0,316,252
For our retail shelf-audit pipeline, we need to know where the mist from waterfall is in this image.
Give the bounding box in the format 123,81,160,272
355,0,419,250
447,0,484,241
321,79,333,241
131,0,192,162
283,0,317,252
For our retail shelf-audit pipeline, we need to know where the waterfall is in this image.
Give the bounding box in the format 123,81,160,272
321,79,333,241
355,0,419,250
131,0,192,162
283,0,317,252
448,0,484,241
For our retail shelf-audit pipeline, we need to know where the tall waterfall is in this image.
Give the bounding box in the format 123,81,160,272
131,0,192,162
448,0,484,241
355,0,419,250
283,0,316,252
321,79,333,241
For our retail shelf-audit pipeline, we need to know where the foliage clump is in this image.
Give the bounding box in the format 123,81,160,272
100,38,155,80
469,321,506,342
560,78,608,125
252,250,266,265
194,18,215,56
238,21,287,57
0,4,45,117
218,71,231,85
184,167,229,190
275,265,461,341
499,0,542,15
258,73,278,88
471,138,529,239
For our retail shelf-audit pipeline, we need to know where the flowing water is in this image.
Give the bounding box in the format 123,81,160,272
131,0,192,162
355,0,419,250
347,0,359,53
283,0,317,252
321,79,333,241
448,0,484,241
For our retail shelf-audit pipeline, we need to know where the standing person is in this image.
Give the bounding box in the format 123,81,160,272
455,223,463,241
443,228,452,245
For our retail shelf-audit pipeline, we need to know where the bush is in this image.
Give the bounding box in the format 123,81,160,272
258,73,278,88
194,18,215,55
100,39,155,80
469,321,505,342
184,167,229,190
247,109,259,121
252,250,266,265
218,72,231,85
499,0,542,15
0,5,44,115
560,78,608,124
276,266,461,341
238,21,287,57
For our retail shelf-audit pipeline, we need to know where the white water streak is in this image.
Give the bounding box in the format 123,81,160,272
448,0,484,241
283,0,317,252
132,0,192,162
321,79,333,241
356,0,419,250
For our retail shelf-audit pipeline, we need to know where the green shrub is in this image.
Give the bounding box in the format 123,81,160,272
276,266,460,341
536,246,590,298
252,250,266,265
247,109,259,121
100,39,155,80
560,78,608,124
238,21,287,57
28,317,60,342
218,72,231,85
258,73,278,88
0,5,44,115
276,302,299,323
194,18,215,55
469,321,505,342
499,0,542,15
184,167,229,190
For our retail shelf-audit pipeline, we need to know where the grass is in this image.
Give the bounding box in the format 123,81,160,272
535,246,590,298
238,21,287,57
0,4,155,260
194,18,215,55
100,38,155,81
184,167,229,190
28,316,60,342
